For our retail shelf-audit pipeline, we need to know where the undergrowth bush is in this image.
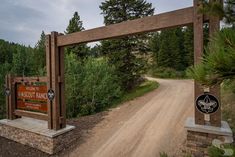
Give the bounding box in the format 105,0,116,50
159,152,168,157
221,79,235,132
208,145,235,157
0,62,11,119
65,53,122,118
149,67,186,78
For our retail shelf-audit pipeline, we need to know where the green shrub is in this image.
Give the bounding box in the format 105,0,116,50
65,54,122,117
159,152,168,157
187,28,235,86
221,79,235,132
208,145,235,157
208,146,224,157
0,62,11,119
149,67,186,78
223,79,235,94
158,152,192,157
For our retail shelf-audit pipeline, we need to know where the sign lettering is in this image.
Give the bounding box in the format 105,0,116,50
16,84,47,113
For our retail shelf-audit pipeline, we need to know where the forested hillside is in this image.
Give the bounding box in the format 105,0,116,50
0,37,46,118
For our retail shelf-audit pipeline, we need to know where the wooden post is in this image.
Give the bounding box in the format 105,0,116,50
46,34,53,129
58,33,66,128
7,74,16,120
51,32,60,130
46,32,66,130
5,75,9,119
208,0,222,127
194,0,205,125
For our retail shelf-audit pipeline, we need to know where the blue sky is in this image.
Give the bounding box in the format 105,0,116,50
0,0,193,47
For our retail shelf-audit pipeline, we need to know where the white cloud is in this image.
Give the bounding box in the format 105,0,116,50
0,0,193,47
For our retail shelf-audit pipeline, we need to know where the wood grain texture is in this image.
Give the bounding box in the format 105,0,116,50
194,0,205,125
58,44,66,128
51,32,61,130
46,34,53,129
13,77,47,83
57,7,195,47
209,0,221,127
5,75,9,119
14,110,48,121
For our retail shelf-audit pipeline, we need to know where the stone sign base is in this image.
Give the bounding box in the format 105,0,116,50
185,117,233,157
0,117,75,154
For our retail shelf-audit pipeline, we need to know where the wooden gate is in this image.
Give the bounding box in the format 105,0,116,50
5,0,222,130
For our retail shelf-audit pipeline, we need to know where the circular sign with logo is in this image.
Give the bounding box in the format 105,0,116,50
47,89,55,101
4,88,11,96
196,93,219,114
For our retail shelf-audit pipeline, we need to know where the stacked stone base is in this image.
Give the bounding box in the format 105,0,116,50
186,131,226,156
185,117,233,157
0,118,75,154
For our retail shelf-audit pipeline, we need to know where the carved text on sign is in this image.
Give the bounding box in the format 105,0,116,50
17,85,47,113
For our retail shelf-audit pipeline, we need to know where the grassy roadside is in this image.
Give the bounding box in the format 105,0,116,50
111,80,159,108
121,80,159,102
148,67,188,79
221,82,235,133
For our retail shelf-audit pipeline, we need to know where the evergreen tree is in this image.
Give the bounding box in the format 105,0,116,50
149,32,160,66
188,1,235,86
34,31,46,75
65,12,89,59
0,62,11,118
150,28,190,71
188,28,235,86
224,0,235,27
0,39,42,118
0,39,16,64
183,26,194,67
11,46,35,76
89,44,102,57
100,0,154,90
200,0,235,27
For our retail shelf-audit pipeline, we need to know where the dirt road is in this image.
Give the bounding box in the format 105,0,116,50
70,78,194,157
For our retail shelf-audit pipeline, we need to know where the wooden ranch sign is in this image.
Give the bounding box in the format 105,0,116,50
16,84,47,113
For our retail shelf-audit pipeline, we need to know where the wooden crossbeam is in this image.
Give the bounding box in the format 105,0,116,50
57,7,196,47
14,110,48,121
13,77,47,83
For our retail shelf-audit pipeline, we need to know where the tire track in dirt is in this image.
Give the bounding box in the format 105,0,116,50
70,78,194,157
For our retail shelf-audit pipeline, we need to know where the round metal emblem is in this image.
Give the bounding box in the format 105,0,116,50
196,93,219,114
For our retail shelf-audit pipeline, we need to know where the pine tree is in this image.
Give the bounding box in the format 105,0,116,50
11,46,35,76
0,39,15,64
224,0,235,27
0,39,36,118
200,0,235,27
65,12,89,59
34,31,46,75
149,32,160,66
89,44,102,57
150,28,191,71
100,0,154,90
0,62,11,118
183,26,194,67
188,28,235,86
188,1,235,86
